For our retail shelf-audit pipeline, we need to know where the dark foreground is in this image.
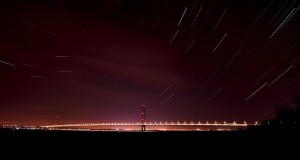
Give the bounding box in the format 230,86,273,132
1,128,299,154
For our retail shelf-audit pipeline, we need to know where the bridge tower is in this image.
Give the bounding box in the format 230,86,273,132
141,105,146,131
55,116,60,125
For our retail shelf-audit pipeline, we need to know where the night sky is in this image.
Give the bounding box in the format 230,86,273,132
0,0,299,125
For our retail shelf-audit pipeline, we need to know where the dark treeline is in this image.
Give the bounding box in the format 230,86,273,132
259,90,300,130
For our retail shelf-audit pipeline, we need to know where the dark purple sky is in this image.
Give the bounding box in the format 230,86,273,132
0,0,300,125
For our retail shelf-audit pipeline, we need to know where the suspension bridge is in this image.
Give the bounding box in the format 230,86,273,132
42,105,259,130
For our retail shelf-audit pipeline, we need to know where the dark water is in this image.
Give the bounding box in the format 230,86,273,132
1,128,299,155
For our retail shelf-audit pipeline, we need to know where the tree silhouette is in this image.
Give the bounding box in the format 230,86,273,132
292,90,300,107
263,90,300,129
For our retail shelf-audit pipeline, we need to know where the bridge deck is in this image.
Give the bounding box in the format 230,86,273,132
43,122,259,128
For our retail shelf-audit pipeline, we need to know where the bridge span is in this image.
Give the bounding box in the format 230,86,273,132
43,106,259,130
42,121,259,130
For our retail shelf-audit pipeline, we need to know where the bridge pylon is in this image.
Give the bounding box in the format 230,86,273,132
141,105,146,131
